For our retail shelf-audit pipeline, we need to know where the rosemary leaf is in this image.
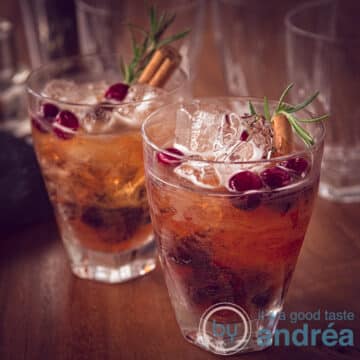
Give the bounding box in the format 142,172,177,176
249,101,256,115
280,111,314,146
297,114,329,123
276,83,294,112
288,91,319,113
158,29,191,48
263,96,271,122
121,4,190,85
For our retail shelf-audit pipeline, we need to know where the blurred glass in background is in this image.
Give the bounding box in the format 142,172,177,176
212,0,299,99
286,0,360,203
20,0,79,68
0,17,29,132
75,0,205,78
0,16,51,231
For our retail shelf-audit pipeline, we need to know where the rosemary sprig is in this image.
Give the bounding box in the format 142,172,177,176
274,83,328,146
249,84,328,146
121,5,190,85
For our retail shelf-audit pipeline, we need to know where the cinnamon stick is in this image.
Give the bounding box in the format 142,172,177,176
272,114,293,156
138,45,181,88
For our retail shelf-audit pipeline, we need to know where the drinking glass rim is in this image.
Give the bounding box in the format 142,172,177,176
26,52,189,109
76,0,202,16
285,0,360,44
142,96,326,166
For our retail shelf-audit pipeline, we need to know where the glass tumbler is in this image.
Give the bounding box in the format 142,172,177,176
142,98,324,355
286,0,360,202
212,0,297,98
27,53,189,283
75,0,205,77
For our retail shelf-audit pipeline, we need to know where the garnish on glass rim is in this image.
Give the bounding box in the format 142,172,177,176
120,5,190,85
249,83,328,156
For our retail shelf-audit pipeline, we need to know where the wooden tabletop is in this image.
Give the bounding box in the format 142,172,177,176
1,197,360,360
1,1,360,359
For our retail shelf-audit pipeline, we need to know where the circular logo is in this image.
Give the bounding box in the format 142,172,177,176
198,302,251,355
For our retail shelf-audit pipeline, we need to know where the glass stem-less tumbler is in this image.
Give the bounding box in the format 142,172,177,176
142,98,324,355
286,0,360,202
27,53,189,283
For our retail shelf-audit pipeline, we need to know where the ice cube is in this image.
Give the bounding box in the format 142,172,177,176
226,140,264,162
115,84,167,127
174,161,221,189
248,116,273,155
172,105,275,189
42,79,108,105
124,83,166,102
79,80,109,103
42,79,77,102
82,104,115,133
175,103,248,160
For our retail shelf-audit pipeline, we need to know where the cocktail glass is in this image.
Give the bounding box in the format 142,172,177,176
27,53,189,283
142,97,324,354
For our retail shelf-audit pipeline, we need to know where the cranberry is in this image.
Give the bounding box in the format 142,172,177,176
41,103,59,119
281,157,309,175
53,110,79,140
32,103,60,133
230,193,262,211
240,130,249,141
157,148,184,166
264,191,299,214
261,167,291,189
104,83,129,101
228,171,263,192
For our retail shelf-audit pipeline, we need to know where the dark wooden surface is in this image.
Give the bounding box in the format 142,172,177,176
1,1,360,359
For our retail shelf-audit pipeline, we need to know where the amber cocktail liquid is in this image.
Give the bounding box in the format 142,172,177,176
143,98,324,355
27,54,187,283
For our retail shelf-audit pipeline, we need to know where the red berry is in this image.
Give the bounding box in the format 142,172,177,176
157,148,184,166
260,167,291,189
53,110,79,140
281,157,308,175
104,83,129,101
228,171,263,192
240,130,249,141
32,103,60,133
41,103,59,119
230,193,262,211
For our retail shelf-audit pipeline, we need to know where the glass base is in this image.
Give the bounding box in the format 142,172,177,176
319,182,360,203
180,308,280,356
320,146,360,203
65,238,156,283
